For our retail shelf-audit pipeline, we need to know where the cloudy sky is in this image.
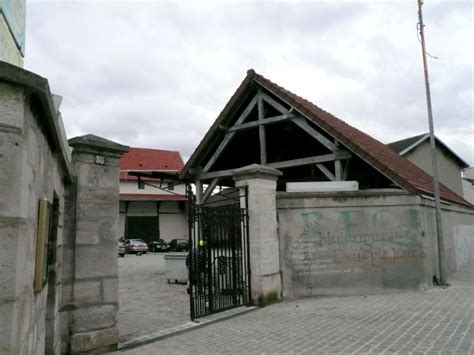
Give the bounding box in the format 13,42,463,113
25,0,473,165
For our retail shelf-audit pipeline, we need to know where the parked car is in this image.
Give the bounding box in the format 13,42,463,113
168,238,189,252
125,239,148,255
118,240,125,257
148,239,170,252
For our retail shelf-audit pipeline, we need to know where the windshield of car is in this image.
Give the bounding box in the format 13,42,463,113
130,239,145,243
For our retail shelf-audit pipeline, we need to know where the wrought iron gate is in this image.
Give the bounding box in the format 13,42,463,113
188,189,251,320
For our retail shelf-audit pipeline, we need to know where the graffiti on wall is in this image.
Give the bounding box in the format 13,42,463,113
291,208,427,290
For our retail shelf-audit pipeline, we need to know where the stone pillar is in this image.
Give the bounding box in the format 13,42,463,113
66,135,128,353
233,164,283,305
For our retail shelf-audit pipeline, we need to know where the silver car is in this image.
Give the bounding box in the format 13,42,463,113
118,241,125,257
125,239,148,255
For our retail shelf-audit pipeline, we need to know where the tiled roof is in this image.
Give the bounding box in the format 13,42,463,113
250,70,470,207
119,193,186,201
183,69,471,207
120,148,184,180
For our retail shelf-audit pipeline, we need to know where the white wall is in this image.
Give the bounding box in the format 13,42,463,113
405,142,464,196
462,168,474,204
120,180,186,195
117,201,187,241
127,201,158,216
159,202,188,242
454,225,474,270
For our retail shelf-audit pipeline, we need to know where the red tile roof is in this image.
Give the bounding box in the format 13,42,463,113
120,193,186,201
120,148,184,180
251,71,470,207
183,69,471,207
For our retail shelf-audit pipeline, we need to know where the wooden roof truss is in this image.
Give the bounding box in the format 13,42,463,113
194,89,352,203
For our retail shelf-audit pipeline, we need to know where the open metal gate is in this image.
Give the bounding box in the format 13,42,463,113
188,188,251,320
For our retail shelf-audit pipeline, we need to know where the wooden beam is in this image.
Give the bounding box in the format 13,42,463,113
316,163,335,181
292,117,336,151
197,151,352,181
342,159,350,181
267,151,351,170
203,95,259,173
335,160,342,181
198,169,235,180
202,178,219,204
258,91,267,164
195,180,203,204
202,133,233,173
261,92,290,114
228,112,294,132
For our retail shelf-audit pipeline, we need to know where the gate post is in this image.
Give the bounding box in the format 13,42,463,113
64,135,128,353
233,164,282,305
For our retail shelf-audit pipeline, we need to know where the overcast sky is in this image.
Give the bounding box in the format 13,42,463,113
25,0,473,166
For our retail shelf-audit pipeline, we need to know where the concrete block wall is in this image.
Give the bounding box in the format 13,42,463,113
0,81,67,354
418,198,474,274
277,191,435,297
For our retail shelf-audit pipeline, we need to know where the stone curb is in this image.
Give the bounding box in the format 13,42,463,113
114,306,259,352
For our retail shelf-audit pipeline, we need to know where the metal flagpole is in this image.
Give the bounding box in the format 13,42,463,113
417,0,446,286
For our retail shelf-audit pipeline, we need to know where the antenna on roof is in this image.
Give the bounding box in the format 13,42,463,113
417,0,446,286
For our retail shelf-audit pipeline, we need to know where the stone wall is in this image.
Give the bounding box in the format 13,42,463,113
0,77,70,353
418,199,474,273
61,135,128,353
1,63,128,354
453,225,474,270
277,192,436,297
277,191,474,298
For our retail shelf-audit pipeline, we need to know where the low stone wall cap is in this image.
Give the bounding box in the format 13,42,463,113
69,134,129,153
232,164,282,180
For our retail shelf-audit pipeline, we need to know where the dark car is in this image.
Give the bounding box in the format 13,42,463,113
148,239,170,252
168,238,189,252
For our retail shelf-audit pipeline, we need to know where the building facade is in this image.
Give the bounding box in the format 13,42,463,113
387,133,469,198
181,69,474,302
118,148,188,244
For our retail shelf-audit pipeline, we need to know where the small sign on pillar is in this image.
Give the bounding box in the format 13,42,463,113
94,155,105,165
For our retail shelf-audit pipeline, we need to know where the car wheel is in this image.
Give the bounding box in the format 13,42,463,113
119,253,125,257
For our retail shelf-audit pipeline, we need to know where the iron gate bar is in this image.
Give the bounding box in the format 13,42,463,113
188,186,250,320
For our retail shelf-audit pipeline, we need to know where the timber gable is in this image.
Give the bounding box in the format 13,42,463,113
182,69,470,207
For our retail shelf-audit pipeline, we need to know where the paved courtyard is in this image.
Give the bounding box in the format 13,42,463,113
119,261,474,354
118,253,189,342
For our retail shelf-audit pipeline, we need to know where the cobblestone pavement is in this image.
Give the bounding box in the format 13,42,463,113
121,261,474,354
118,253,189,342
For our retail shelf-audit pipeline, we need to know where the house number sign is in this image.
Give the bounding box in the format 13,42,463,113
94,155,105,165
